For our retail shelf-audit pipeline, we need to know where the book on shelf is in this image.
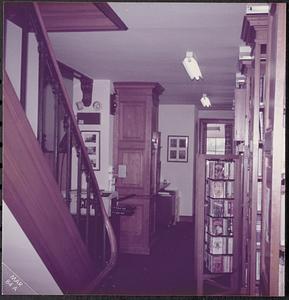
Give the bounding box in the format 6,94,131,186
258,147,263,177
208,180,235,199
206,253,233,273
207,161,235,180
226,181,234,198
209,181,225,198
209,199,224,217
259,110,264,141
256,216,261,247
280,191,285,247
224,200,234,217
279,252,285,296
209,199,233,217
207,235,233,255
208,217,233,236
256,251,261,281
257,181,262,211
259,76,264,105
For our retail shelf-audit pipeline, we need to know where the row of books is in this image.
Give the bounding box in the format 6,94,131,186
259,110,264,142
205,235,233,255
207,180,234,199
256,250,261,281
208,199,234,217
259,76,265,105
257,180,262,211
207,216,233,236
206,160,235,180
205,252,233,273
256,217,261,248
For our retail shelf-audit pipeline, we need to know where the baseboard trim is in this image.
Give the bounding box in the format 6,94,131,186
179,216,193,223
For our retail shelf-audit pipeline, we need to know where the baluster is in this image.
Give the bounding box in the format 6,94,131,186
52,81,60,182
95,194,105,267
76,146,82,226
85,173,91,247
37,40,46,149
20,10,28,111
64,115,72,208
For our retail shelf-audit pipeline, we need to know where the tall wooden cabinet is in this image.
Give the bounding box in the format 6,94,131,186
236,3,286,296
113,82,164,255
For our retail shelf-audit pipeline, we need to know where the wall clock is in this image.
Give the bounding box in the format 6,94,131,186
92,101,101,111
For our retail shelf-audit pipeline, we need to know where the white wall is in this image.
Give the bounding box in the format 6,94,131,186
159,104,196,216
5,21,39,137
25,33,39,137
2,202,62,295
198,109,234,119
5,20,22,99
72,79,113,191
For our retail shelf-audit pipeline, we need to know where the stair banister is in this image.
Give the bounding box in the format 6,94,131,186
30,2,118,290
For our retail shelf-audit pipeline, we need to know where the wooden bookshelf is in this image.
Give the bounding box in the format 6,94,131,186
194,154,242,295
237,3,286,296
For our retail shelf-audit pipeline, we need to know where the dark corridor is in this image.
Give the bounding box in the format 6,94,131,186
97,222,195,296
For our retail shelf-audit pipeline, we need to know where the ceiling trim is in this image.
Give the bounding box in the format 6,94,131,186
95,3,128,31
38,2,128,32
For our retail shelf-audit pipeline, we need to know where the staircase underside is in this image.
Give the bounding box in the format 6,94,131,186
3,72,97,294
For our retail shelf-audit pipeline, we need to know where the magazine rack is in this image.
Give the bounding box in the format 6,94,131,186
194,154,241,295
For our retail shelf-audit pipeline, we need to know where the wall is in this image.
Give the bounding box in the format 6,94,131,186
72,79,113,191
198,109,234,119
25,33,39,137
5,20,40,137
2,202,62,295
5,20,22,99
159,104,196,216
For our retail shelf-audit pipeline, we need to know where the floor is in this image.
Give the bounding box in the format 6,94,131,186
97,222,195,296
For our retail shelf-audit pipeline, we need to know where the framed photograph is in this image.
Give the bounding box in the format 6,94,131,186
81,130,100,171
167,135,189,162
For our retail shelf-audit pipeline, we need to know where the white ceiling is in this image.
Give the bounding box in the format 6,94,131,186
48,2,247,110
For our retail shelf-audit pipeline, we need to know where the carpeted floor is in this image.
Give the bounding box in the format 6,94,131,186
97,222,195,296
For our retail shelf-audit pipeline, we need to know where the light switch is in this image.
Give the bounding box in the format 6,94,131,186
118,165,127,178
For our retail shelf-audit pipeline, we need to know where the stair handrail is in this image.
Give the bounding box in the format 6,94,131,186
31,2,117,291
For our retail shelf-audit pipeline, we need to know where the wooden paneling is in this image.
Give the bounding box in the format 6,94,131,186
119,196,151,255
118,150,144,189
3,73,97,293
120,102,146,141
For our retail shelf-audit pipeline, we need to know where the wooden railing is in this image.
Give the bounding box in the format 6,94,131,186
4,2,117,291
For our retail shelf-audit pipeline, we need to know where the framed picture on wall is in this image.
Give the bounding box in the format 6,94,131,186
167,135,189,162
81,130,100,171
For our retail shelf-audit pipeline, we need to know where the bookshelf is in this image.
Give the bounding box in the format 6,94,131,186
194,154,241,295
237,3,286,296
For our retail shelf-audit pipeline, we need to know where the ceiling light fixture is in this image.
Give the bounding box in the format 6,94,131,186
182,51,202,80
200,94,211,107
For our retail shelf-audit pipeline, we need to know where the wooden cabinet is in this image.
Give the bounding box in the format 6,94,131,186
156,191,176,230
238,4,286,296
113,82,164,254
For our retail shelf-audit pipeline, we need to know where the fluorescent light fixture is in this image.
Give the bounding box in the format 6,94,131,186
239,46,254,60
182,51,202,80
200,94,211,107
236,72,246,87
246,4,269,14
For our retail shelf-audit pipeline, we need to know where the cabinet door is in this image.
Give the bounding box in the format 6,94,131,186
119,196,151,255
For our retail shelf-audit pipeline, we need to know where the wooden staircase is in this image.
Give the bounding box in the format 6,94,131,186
3,2,124,294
